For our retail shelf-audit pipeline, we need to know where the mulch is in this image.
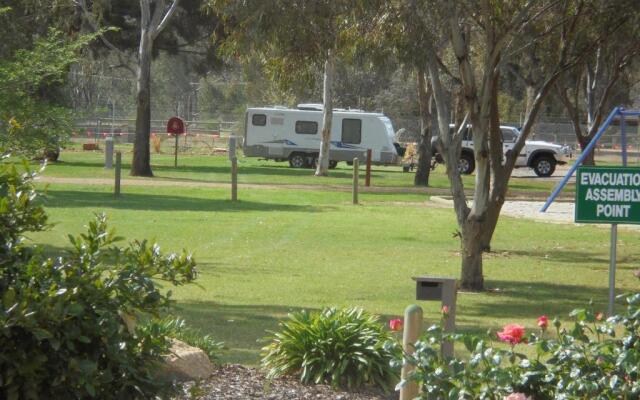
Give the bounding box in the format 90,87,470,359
177,364,398,400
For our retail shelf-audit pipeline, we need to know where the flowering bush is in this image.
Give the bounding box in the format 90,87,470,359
398,295,640,399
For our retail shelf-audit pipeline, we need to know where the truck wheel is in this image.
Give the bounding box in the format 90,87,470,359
289,153,306,168
533,155,556,177
458,152,475,174
328,160,338,169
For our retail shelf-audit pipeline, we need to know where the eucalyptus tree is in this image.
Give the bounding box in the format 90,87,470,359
210,0,373,176
554,1,640,165
422,0,603,290
372,1,445,186
76,0,223,176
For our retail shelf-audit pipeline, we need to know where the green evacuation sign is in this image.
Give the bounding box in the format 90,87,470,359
575,166,640,224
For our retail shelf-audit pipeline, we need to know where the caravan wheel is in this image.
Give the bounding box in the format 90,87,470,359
289,153,306,168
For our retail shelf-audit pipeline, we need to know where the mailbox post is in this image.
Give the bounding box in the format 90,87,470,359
412,276,457,358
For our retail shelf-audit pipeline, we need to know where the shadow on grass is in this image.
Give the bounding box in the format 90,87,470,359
174,301,414,365
505,248,640,267
42,190,322,213
464,279,617,321
174,301,318,365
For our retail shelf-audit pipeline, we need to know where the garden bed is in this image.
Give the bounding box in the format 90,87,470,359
178,364,396,400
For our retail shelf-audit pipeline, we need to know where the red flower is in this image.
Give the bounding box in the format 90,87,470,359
497,324,525,345
595,312,604,321
537,315,548,330
389,319,403,331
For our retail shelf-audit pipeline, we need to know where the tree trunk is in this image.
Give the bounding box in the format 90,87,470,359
315,49,335,177
131,29,154,176
578,134,596,165
460,220,486,290
414,68,432,186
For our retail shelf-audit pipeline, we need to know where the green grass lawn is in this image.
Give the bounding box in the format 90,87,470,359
30,180,639,365
40,148,570,194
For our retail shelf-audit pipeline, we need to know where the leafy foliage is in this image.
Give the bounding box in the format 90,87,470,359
261,307,399,391
143,317,225,362
0,160,199,399
0,27,99,157
400,295,640,399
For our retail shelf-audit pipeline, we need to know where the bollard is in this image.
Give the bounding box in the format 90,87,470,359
352,158,359,204
400,304,423,400
114,151,121,197
229,136,238,201
231,157,238,202
174,134,179,168
365,149,372,187
105,137,114,169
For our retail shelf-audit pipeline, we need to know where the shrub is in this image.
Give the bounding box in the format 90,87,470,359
399,295,640,399
261,307,399,391
0,159,199,399
144,317,225,362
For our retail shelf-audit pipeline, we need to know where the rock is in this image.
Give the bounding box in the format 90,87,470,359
161,339,214,381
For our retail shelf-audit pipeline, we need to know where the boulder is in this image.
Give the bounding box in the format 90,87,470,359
161,339,214,381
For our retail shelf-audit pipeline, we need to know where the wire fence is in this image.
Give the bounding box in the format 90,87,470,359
71,118,240,154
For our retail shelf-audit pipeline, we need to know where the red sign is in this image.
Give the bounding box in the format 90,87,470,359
167,117,185,135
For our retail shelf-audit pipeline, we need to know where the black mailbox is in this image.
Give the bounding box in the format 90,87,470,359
416,280,442,300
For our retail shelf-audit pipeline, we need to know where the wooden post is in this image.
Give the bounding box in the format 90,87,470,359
174,134,179,167
400,304,423,400
229,136,238,202
231,157,238,202
352,158,359,205
114,151,121,197
365,149,372,187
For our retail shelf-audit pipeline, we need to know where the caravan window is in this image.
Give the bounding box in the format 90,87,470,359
252,114,267,126
342,119,361,144
295,120,318,135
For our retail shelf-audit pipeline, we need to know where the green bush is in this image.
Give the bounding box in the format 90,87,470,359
261,307,399,391
0,160,199,399
400,295,640,399
144,317,225,362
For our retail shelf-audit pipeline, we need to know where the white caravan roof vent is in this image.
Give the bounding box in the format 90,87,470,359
297,103,323,111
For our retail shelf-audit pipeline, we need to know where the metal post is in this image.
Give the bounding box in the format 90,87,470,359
608,113,628,316
105,137,114,169
352,158,359,205
621,111,628,166
231,157,238,202
608,224,617,316
114,151,121,197
400,305,422,400
365,149,372,187
174,134,179,168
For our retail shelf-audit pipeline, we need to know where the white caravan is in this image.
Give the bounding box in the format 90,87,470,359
243,104,400,168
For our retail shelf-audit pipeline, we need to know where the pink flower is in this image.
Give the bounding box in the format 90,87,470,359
441,305,450,315
537,315,548,330
595,312,604,321
504,393,530,400
497,324,525,345
389,319,403,331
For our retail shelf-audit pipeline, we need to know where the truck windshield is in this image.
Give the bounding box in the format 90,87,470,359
378,117,395,139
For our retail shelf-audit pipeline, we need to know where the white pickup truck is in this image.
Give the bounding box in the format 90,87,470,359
431,125,572,177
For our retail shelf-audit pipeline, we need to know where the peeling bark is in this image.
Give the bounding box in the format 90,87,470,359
315,49,335,177
414,68,433,186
